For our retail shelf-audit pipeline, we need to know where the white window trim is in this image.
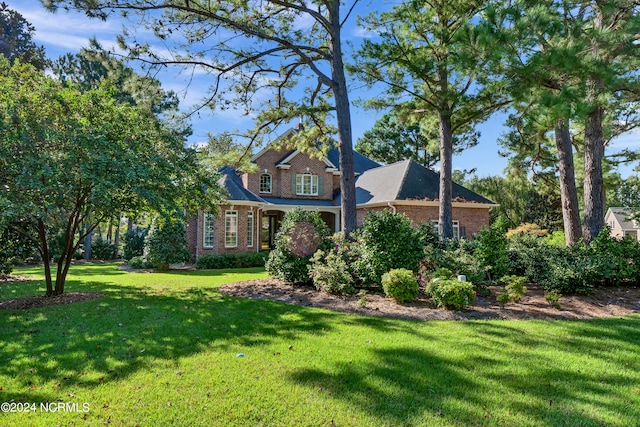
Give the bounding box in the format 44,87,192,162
247,211,254,248
296,173,318,196
225,210,238,248
259,173,272,193
203,213,215,248
433,220,460,239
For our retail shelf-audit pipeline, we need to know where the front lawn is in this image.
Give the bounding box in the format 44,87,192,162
1,263,639,426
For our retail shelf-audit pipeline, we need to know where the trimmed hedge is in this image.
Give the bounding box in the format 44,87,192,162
195,252,268,270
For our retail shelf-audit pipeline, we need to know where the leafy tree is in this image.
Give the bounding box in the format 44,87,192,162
45,0,364,236
462,172,535,228
356,110,439,167
0,2,47,69
51,42,189,259
610,175,640,209
0,60,220,295
354,0,508,239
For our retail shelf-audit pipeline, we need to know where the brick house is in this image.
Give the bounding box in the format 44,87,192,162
186,129,496,260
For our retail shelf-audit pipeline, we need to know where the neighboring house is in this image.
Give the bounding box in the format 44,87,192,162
186,129,497,260
605,207,640,241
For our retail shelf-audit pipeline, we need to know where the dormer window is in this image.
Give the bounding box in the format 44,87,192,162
259,172,272,193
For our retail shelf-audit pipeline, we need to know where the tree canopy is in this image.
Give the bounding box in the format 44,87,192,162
353,0,508,238
0,59,221,295
355,110,440,168
0,2,48,69
45,0,364,235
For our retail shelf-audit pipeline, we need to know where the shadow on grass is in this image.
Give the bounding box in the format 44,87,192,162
287,317,640,426
2,266,639,426
0,275,339,405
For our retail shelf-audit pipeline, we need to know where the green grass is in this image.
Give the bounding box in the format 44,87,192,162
1,263,639,426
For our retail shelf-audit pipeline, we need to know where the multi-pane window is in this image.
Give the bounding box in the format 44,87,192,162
432,221,460,239
203,213,215,248
259,173,272,193
247,211,254,248
295,173,318,196
225,211,238,248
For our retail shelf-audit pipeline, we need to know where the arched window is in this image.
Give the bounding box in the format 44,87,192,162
259,173,272,193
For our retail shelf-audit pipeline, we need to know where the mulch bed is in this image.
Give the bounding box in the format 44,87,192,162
219,278,640,321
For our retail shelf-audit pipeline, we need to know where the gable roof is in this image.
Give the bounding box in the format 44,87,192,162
606,207,640,230
250,127,380,174
218,166,267,203
352,159,495,205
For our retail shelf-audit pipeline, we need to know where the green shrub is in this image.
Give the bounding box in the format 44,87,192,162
308,247,356,295
128,256,153,269
90,236,116,260
436,238,486,284
354,209,426,287
544,230,566,247
265,208,331,283
427,278,476,310
195,252,268,269
506,229,640,294
496,292,510,306
144,218,190,270
474,216,509,281
123,227,148,260
357,290,368,308
0,225,37,275
381,268,419,303
545,289,562,308
500,275,528,303
586,228,640,286
432,268,453,280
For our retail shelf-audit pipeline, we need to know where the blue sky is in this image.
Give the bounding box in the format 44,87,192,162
12,0,640,178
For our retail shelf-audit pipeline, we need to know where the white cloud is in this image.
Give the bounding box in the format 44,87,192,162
609,132,640,149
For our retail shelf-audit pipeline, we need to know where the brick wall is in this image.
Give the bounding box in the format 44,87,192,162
356,205,491,238
245,148,339,200
189,205,260,260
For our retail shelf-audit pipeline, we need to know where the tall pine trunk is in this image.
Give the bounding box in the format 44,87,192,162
438,109,454,239
329,2,357,237
554,118,582,245
583,93,605,244
437,68,454,240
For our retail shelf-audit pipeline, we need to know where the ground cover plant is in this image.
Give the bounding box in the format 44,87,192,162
0,263,639,426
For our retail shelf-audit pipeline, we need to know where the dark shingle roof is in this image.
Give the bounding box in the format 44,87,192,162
326,147,380,174
261,197,338,207
218,166,266,203
353,159,495,205
607,207,639,230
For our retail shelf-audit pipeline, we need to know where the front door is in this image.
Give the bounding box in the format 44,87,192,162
261,214,278,250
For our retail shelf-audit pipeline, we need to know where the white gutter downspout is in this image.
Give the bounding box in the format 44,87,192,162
387,202,396,214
